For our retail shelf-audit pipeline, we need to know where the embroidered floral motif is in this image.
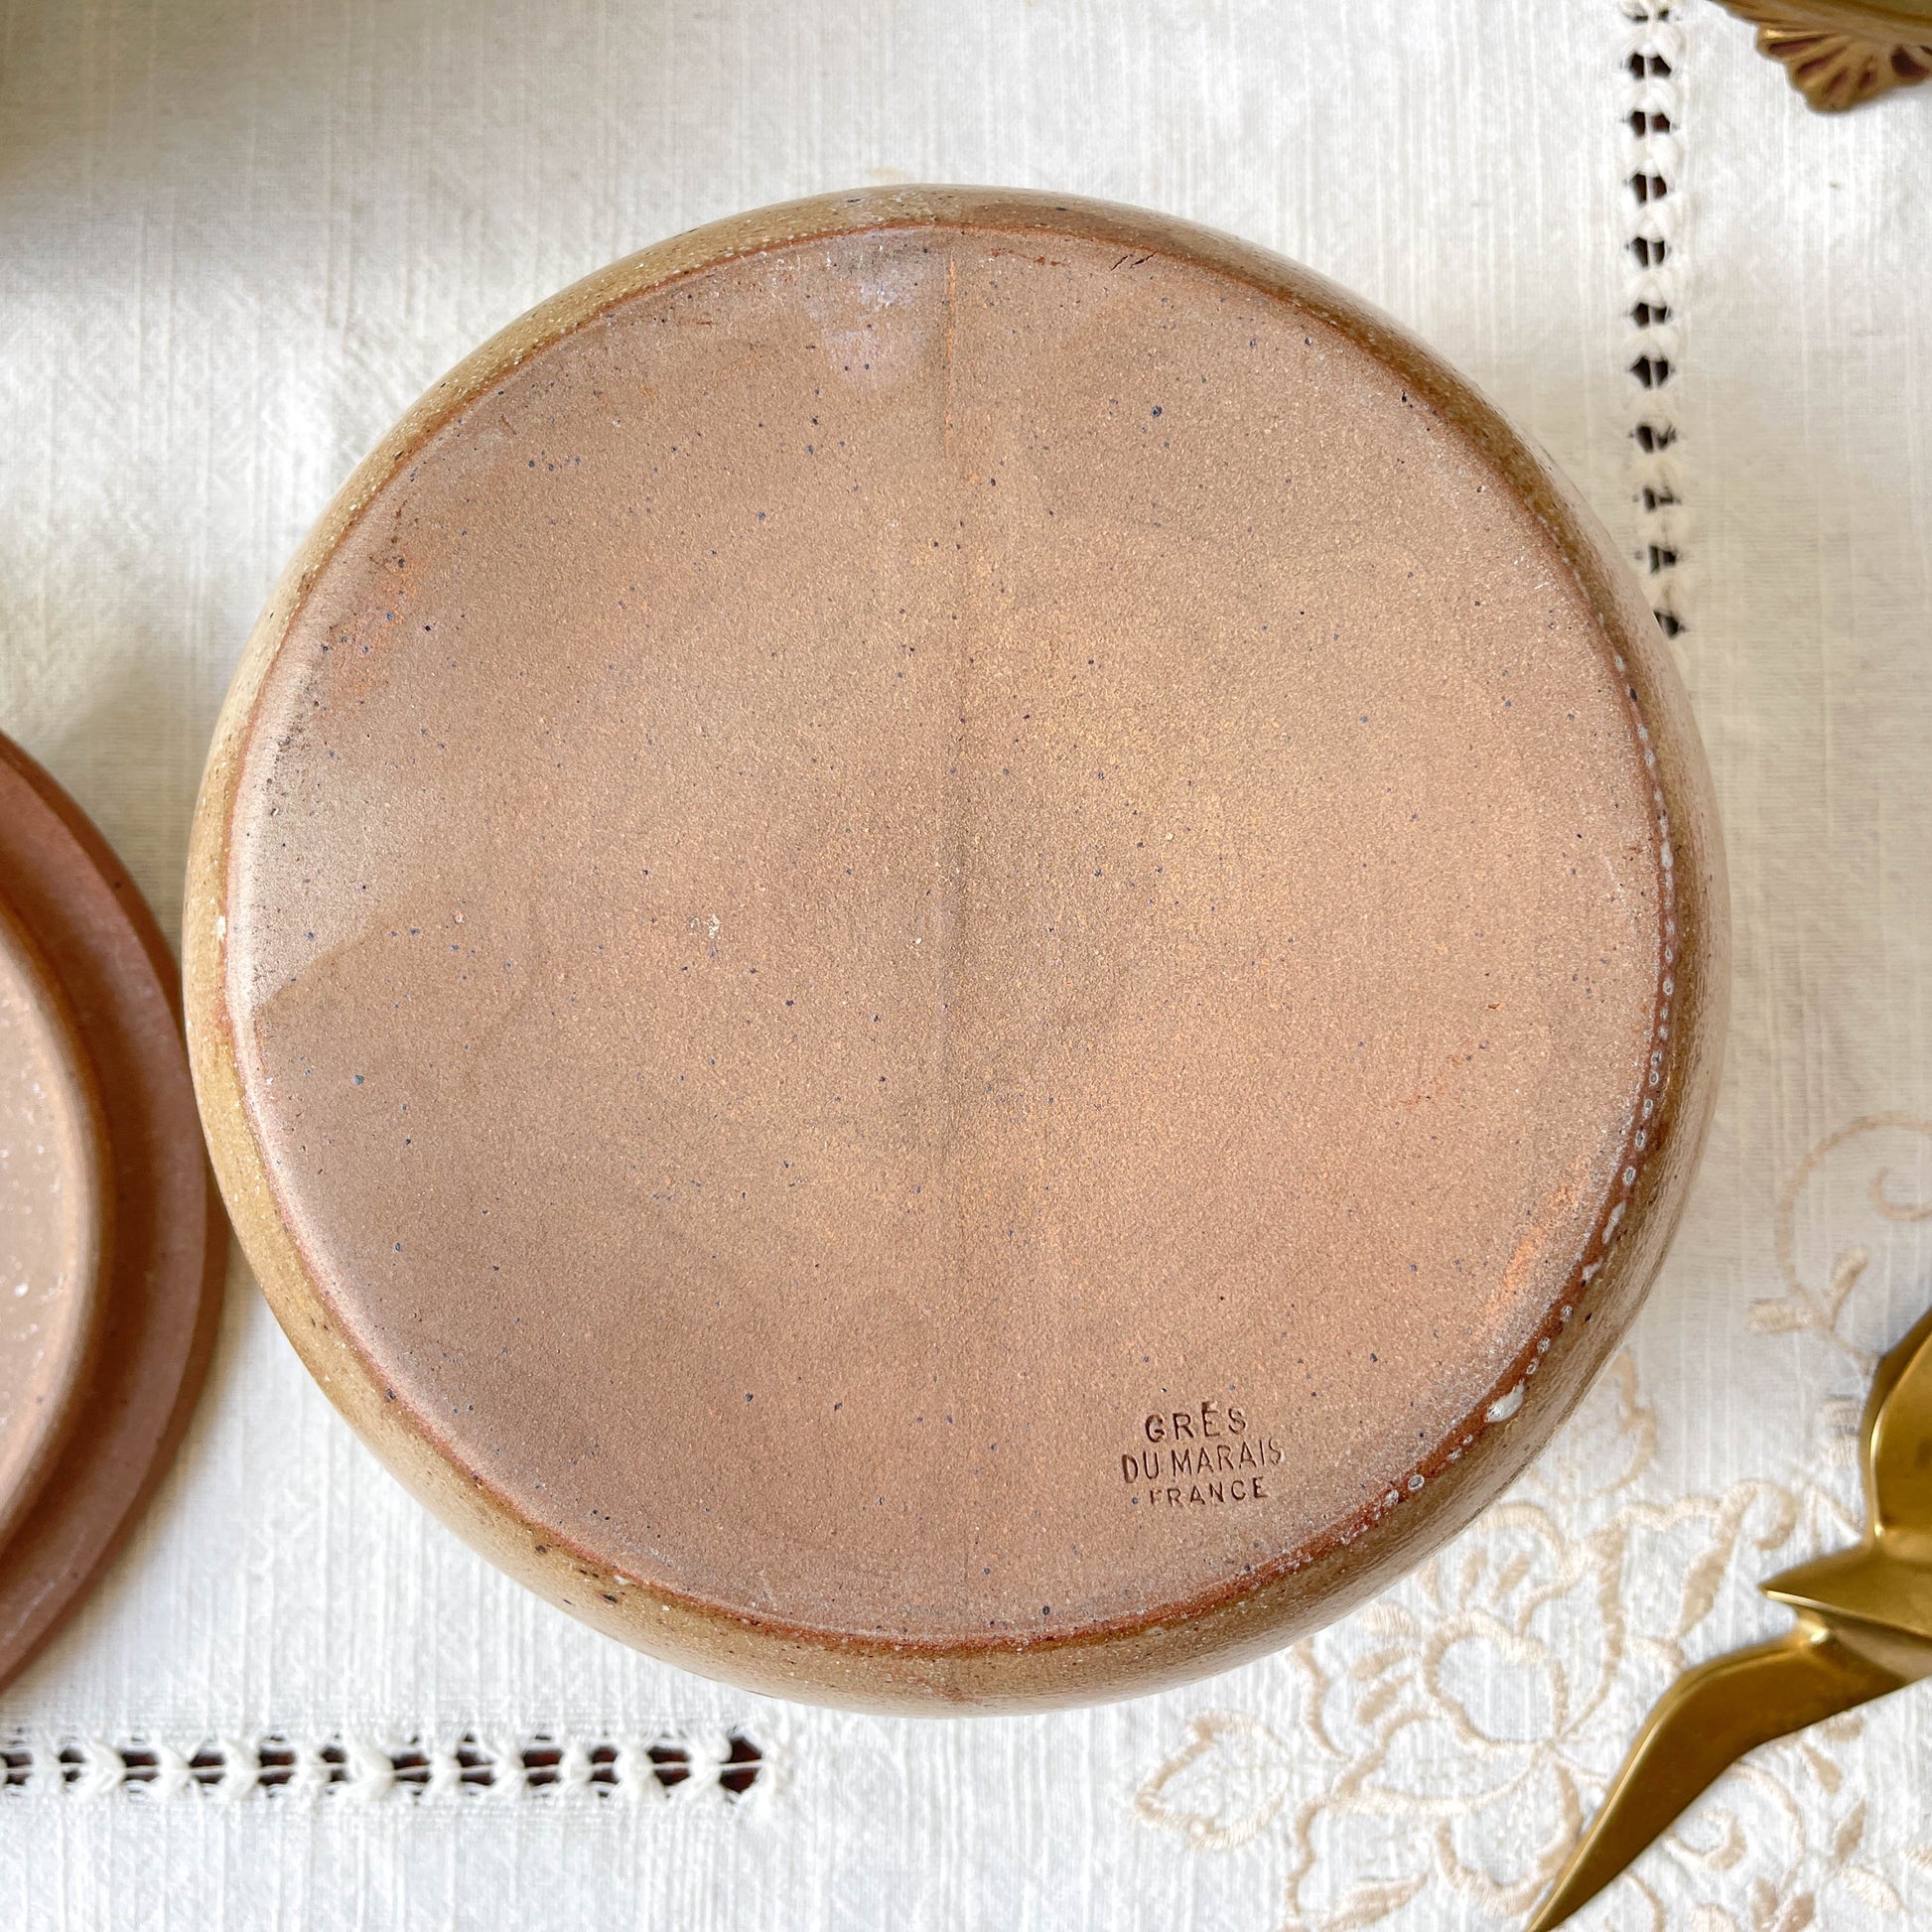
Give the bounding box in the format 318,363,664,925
1749,1116,1932,1372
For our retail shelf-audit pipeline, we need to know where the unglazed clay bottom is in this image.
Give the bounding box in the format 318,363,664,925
191,189,1725,1709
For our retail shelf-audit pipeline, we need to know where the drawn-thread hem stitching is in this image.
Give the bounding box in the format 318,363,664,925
1624,0,1687,639
0,1727,767,1802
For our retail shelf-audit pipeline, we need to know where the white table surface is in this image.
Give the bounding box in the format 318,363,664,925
2,1,1930,1926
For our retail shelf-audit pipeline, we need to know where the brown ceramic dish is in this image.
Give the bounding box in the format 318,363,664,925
0,891,109,1555
0,735,225,1692
187,188,1726,1711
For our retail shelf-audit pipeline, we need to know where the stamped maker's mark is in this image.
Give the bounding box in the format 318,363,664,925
1120,1399,1283,1510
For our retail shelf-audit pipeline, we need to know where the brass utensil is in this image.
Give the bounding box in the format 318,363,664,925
1716,0,1932,111
1527,1303,1932,1931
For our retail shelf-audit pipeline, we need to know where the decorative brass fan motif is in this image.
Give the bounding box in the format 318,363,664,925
1720,0,1932,110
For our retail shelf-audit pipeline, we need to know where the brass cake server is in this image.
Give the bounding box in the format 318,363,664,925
1527,1303,1932,1931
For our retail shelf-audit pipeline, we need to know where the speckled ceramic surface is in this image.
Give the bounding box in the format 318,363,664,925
187,189,1725,1710
0,893,107,1557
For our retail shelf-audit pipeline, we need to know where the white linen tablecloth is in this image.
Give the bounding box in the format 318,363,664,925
2,1,1930,1926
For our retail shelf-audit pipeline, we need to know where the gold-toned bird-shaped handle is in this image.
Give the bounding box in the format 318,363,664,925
1525,1305,1932,1931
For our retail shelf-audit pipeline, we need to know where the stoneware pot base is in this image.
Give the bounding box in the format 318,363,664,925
188,189,1726,1712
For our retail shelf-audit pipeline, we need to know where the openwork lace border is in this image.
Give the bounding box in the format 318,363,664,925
0,1726,769,1803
